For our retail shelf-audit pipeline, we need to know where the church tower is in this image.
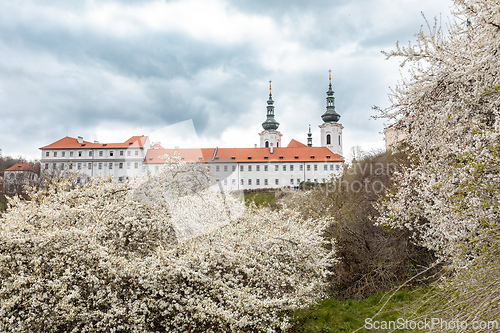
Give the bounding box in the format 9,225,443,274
319,70,343,155
259,81,282,148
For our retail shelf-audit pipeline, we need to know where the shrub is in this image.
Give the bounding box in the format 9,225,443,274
0,163,333,332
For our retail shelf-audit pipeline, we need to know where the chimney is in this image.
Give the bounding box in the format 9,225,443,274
77,136,83,144
254,144,257,148
270,146,274,154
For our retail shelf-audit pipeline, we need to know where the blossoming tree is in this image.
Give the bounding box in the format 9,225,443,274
0,160,334,332
377,0,500,325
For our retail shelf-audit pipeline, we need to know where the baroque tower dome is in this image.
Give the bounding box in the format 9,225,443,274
321,71,341,123
262,81,280,131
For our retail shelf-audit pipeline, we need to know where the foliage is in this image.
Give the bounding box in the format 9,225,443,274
0,161,334,332
280,151,436,299
377,0,500,328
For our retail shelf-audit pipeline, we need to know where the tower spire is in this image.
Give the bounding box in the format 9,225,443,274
307,124,312,147
262,80,279,131
321,70,340,123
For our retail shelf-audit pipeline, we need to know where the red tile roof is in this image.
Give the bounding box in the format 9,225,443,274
5,163,37,173
287,139,308,148
145,145,343,164
39,136,148,150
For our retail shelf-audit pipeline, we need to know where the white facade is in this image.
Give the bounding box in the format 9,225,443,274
259,130,283,148
40,136,150,184
206,161,343,190
319,122,343,155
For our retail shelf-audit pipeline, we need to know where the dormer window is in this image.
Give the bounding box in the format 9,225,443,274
310,156,315,159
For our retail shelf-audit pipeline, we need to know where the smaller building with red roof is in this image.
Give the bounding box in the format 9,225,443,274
3,163,38,196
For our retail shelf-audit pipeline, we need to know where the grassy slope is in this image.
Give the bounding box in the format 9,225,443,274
244,191,276,207
290,288,429,333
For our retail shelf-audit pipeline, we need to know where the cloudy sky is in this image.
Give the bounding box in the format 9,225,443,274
0,0,453,160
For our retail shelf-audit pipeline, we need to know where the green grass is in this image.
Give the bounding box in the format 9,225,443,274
290,288,430,333
244,192,276,207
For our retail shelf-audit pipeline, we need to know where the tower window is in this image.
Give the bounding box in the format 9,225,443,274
265,141,269,148
327,134,331,145
339,135,341,145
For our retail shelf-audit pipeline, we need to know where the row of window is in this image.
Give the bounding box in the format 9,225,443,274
210,163,341,173
45,150,140,158
44,162,141,170
215,178,326,186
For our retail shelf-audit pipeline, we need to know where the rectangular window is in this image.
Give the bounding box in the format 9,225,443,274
45,151,49,157
248,179,252,185
54,151,57,157
44,163,48,169
330,164,334,170
256,179,260,185
216,165,220,172
322,178,326,183
283,165,286,171
264,179,268,185
70,151,74,157
290,165,294,171
98,163,102,170
88,163,91,169
78,151,82,157
241,179,244,185
127,151,131,156
314,178,317,182
324,164,328,171
275,165,279,171
135,151,139,156
314,165,318,171
77,163,81,170
248,165,252,172
62,151,65,157
99,151,103,157
290,178,294,184
120,151,124,156
69,163,73,170
307,165,311,171
232,165,236,172
134,162,139,169
300,165,303,171
264,165,268,172
119,162,123,169
275,179,279,185
224,165,228,172
224,179,227,185
109,163,113,169
240,165,244,172
110,151,114,157
297,178,300,184
256,165,260,171
232,179,236,185
127,162,131,169
89,151,93,157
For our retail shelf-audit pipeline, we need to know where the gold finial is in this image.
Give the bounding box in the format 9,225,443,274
329,69,331,82
269,80,272,92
